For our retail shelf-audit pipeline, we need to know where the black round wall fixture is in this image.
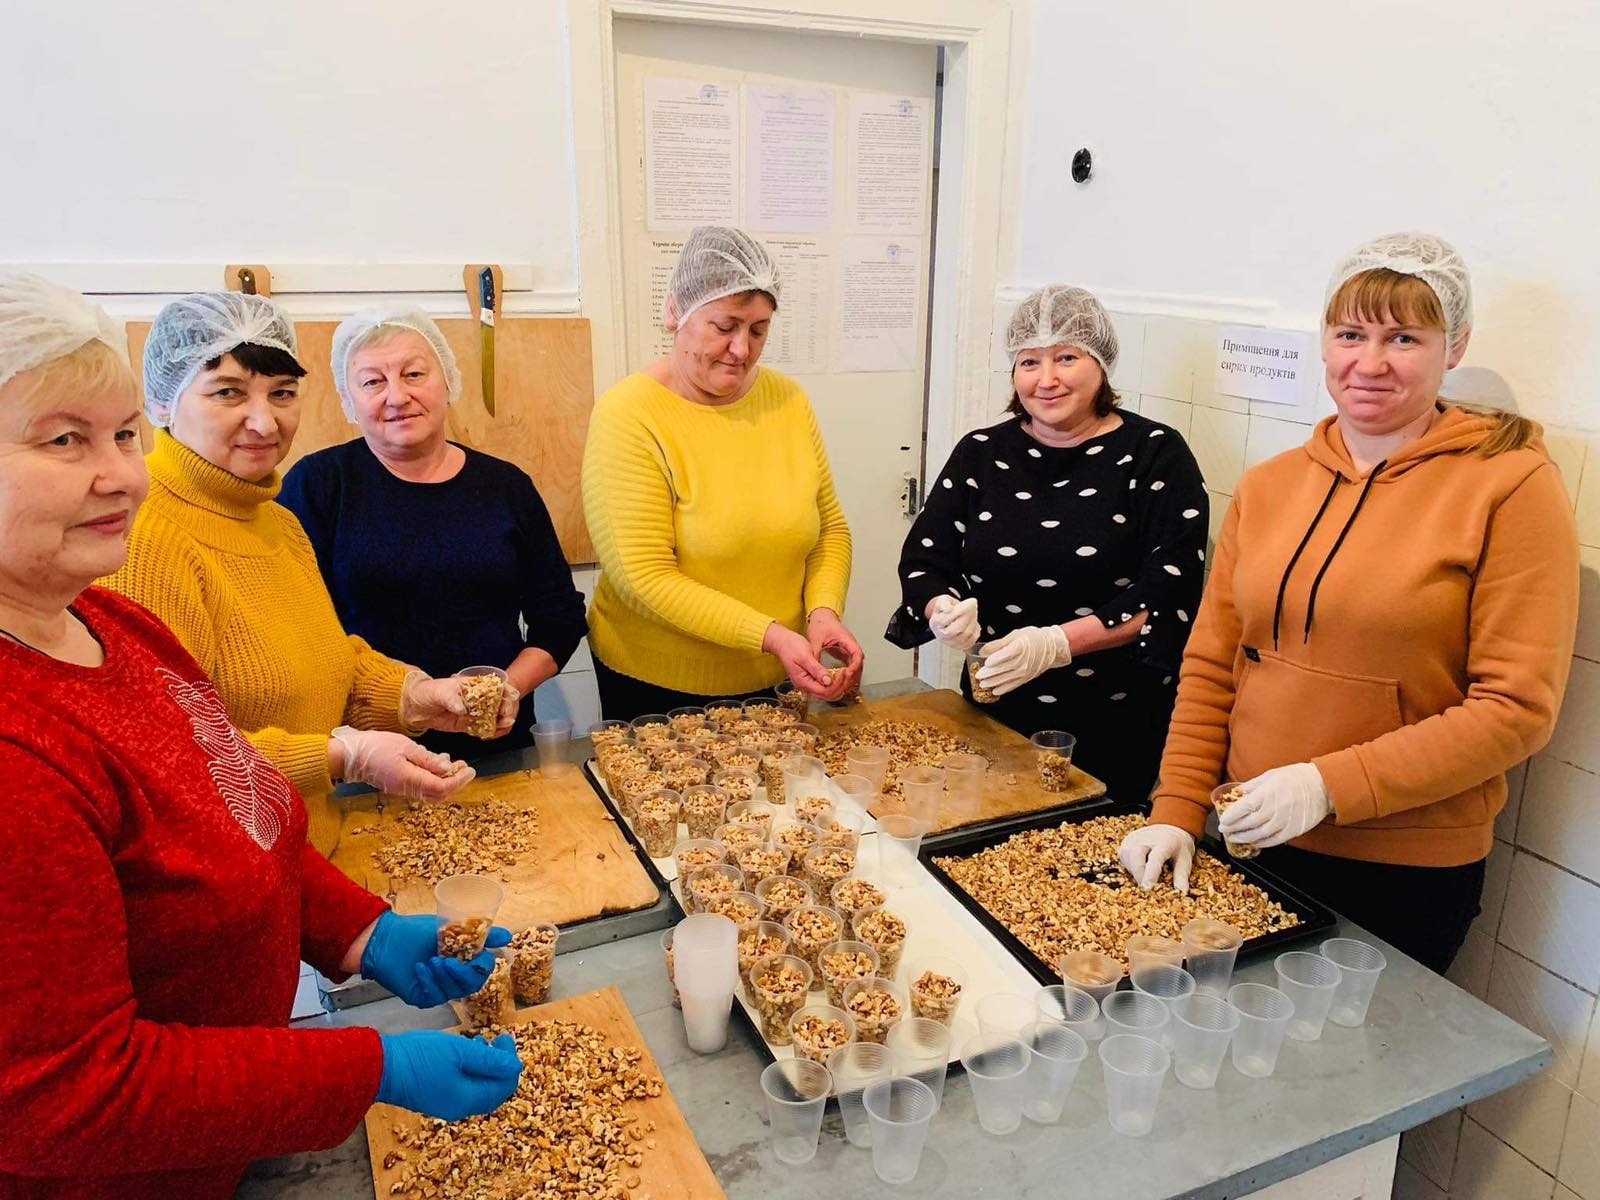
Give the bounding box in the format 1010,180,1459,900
1071,148,1093,184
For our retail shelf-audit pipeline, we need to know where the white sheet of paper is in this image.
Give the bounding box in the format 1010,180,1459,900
635,236,685,366
762,238,831,374
837,237,921,373
1215,325,1315,406
745,85,835,234
846,92,931,235
644,78,738,231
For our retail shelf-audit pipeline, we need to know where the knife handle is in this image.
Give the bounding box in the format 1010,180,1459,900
478,267,497,322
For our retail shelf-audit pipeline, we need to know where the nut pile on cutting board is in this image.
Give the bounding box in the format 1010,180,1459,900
815,720,980,798
370,798,540,882
933,813,1300,967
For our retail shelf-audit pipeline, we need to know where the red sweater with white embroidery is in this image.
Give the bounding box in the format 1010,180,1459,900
0,588,388,1200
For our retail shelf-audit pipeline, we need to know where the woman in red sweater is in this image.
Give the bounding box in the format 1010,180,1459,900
0,275,524,1200
1117,235,1580,972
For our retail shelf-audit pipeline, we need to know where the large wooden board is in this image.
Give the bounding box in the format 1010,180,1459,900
365,986,725,1200
332,768,661,929
124,316,597,563
811,689,1107,834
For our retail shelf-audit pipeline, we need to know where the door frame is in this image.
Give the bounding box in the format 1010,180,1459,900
568,0,1027,686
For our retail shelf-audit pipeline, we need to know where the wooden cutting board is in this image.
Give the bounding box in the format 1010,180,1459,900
332,768,661,929
811,688,1107,834
364,986,725,1200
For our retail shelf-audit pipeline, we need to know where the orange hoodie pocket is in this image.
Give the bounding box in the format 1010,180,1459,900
1227,650,1403,784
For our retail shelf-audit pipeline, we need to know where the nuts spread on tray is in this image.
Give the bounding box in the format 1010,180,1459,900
372,799,540,883
932,813,1300,968
817,721,981,799
460,674,504,740
437,916,492,960
910,970,963,1025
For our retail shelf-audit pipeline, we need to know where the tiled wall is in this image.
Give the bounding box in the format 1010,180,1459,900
986,310,1599,1200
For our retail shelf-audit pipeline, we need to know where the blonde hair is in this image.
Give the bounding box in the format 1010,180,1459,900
1,337,137,412
1325,268,1534,458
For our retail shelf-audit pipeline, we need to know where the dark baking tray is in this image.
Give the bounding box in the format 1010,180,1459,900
918,798,1340,986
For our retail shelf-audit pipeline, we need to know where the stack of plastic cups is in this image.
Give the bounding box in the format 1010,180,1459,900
845,745,891,792
532,718,573,777
673,913,738,1053
1227,982,1294,1077
1320,939,1388,1027
961,1034,1030,1135
1035,983,1103,1042
1274,951,1343,1041
886,1016,953,1108
1099,1035,1170,1136
876,813,928,888
1019,1020,1088,1123
1168,994,1240,1089
899,765,945,828
1181,917,1243,998
828,1042,891,1147
760,1059,832,1165
863,1077,938,1183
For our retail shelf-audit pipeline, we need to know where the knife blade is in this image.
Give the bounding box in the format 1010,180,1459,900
477,266,496,417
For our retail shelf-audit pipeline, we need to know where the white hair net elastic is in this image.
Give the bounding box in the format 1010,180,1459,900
142,293,299,428
665,226,782,328
1325,232,1472,357
1005,285,1120,378
331,306,462,420
0,274,125,391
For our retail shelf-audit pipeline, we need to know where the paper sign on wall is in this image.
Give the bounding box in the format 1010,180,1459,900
1215,326,1314,406
846,92,931,236
635,236,685,364
837,237,921,373
644,79,738,230
763,238,831,374
746,86,835,234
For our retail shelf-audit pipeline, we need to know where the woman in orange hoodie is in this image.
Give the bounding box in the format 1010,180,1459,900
1117,233,1579,972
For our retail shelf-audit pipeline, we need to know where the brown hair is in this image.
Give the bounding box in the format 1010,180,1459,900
1005,356,1119,421
1325,268,1534,457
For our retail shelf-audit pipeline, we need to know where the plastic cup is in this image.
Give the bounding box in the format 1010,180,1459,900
1275,951,1343,1041
1182,917,1243,998
898,765,945,827
829,1041,891,1147
1228,982,1295,1077
843,975,908,1045
829,772,877,820
1035,983,1103,1041
779,755,827,808
800,841,857,895
1126,934,1184,973
672,837,727,884
1030,730,1077,793
864,1077,938,1184
1061,950,1123,1005
1020,1019,1088,1123
962,1034,1029,1134
433,873,504,957
628,712,672,741
976,991,1036,1037
667,704,709,735
1211,782,1260,859
965,647,998,704
942,752,988,817
845,745,892,791
726,798,776,836
531,718,573,777
775,680,811,719
681,783,730,841
736,920,790,1001
750,953,814,1045
1132,964,1196,1046
760,1058,831,1165
817,806,866,851
454,665,509,741
587,717,631,752
790,1002,857,1066
818,938,880,1008
908,956,967,1026
1169,992,1240,1089
793,790,836,827
683,862,744,916
675,914,738,1052
886,1016,953,1108
1099,1034,1170,1136
634,788,682,858
876,812,928,887
1320,938,1388,1027
1102,990,1170,1042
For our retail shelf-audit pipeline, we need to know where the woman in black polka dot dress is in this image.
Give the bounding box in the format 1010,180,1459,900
887,286,1208,803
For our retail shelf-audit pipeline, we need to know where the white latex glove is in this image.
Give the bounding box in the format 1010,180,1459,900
1117,824,1196,893
332,727,475,801
401,672,520,735
975,624,1072,696
928,595,981,651
1217,762,1333,849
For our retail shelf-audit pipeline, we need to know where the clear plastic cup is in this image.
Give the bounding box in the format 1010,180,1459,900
1020,1020,1088,1123
908,956,967,1026
1275,951,1343,1041
587,718,631,754
1102,990,1170,1042
829,1041,891,1147
1035,983,1103,1041
455,665,510,741
942,752,988,818
1211,782,1260,859
875,812,928,887
817,806,866,851
775,680,811,719
844,975,908,1045
1099,1034,1170,1137
736,920,790,1002
783,904,846,977
683,863,744,916
1126,934,1185,973
681,784,730,841
749,953,814,1045
976,991,1036,1037
898,765,945,827
760,1058,832,1165
961,1034,1029,1135
1169,993,1240,1089
634,788,682,858
1320,938,1388,1027
629,712,672,741
793,790,836,827
965,647,998,704
434,873,504,958
672,837,728,884
829,773,877,819
789,1002,857,1066
864,1077,938,1184
726,798,776,836
1182,917,1243,998
790,722,821,755
845,744,891,791
667,704,709,735
800,842,857,896
1030,730,1077,793
817,938,880,1008
1228,982,1295,1077
779,754,828,808
886,1017,953,1108
1131,964,1196,1046
532,718,573,777
1060,950,1123,1005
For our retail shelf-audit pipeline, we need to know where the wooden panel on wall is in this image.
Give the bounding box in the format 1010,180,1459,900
125,316,596,564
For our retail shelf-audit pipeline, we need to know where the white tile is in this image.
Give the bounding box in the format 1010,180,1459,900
1453,1118,1556,1200
1546,658,1600,774
535,668,601,733
1499,761,1529,845
1555,1186,1582,1200
1192,371,1251,414
1392,1160,1447,1200
1244,414,1313,470
1580,1000,1600,1101
1480,839,1516,939
1120,394,1143,414
1578,437,1600,548
1189,405,1251,495
1518,758,1600,885
1545,432,1589,512
1576,547,1600,665
1108,312,1146,393
1139,315,1213,403
1402,1109,1462,1190
1447,926,1495,1000
1470,1071,1573,1174
1557,1092,1600,1197
1485,944,1597,1086
1499,852,1600,992
1137,394,1193,440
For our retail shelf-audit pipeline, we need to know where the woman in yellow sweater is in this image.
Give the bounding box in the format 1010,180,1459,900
1118,234,1579,972
104,294,512,854
582,226,862,719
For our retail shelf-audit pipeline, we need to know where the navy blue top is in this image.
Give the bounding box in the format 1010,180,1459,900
280,440,587,761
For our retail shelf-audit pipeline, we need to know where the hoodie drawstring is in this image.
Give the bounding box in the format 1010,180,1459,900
1302,462,1386,642
1270,461,1388,650
1272,476,1340,651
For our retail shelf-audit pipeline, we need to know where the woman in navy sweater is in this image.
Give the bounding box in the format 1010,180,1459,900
281,306,586,763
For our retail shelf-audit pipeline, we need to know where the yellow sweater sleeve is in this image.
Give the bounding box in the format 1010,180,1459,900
583,395,775,653
800,405,853,618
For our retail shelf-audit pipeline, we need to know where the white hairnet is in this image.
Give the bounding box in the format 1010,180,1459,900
1325,232,1472,357
1005,285,1119,378
143,293,299,428
0,274,125,391
665,226,782,328
331,306,462,419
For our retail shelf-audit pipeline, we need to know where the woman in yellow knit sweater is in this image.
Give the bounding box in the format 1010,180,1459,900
104,295,513,854
583,227,863,719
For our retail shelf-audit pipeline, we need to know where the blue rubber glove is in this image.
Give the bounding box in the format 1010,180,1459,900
359,911,513,1008
376,1031,523,1120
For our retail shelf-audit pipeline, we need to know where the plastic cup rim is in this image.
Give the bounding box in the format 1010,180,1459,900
1320,937,1388,974
1275,951,1343,989
863,1075,938,1125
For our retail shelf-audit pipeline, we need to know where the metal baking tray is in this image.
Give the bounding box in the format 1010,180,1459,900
918,798,1340,986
